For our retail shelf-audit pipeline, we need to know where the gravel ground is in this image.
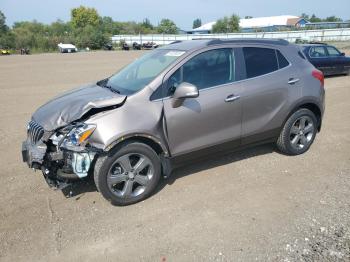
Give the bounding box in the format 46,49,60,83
0,50,349,262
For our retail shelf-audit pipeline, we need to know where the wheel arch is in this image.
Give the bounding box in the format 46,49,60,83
286,100,323,131
104,133,169,157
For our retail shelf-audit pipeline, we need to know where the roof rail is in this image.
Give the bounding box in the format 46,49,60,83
192,38,216,40
207,38,289,46
169,40,182,44
309,41,328,45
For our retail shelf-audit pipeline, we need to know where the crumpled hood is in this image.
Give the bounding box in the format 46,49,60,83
32,83,126,131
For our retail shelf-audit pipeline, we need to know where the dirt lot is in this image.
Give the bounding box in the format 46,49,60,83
0,50,349,262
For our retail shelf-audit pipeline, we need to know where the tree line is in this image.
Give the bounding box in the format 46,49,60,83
0,6,178,52
0,7,346,53
300,13,343,23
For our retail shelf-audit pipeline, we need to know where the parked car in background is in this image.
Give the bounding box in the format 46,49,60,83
58,43,78,53
301,44,350,76
104,43,113,51
133,42,141,50
142,42,159,49
122,43,130,51
0,46,11,55
20,48,30,55
22,39,325,205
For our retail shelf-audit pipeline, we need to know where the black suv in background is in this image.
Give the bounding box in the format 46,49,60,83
302,44,350,76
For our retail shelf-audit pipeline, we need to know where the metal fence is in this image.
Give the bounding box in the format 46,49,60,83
112,28,350,45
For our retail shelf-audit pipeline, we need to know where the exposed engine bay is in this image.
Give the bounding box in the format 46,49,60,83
22,120,100,190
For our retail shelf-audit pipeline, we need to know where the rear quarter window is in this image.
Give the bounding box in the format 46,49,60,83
276,50,290,68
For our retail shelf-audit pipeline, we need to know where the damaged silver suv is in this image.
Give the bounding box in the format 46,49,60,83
22,39,325,205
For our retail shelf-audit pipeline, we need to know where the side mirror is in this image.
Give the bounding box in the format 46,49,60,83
172,82,199,108
341,52,345,56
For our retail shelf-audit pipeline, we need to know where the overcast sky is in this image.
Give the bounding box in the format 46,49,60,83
1,0,349,30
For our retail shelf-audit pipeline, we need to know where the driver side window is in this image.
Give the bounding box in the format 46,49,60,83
166,48,235,96
309,46,327,58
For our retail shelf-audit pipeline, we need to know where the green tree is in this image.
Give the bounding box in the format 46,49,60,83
0,31,14,48
142,18,153,30
0,10,8,33
157,19,178,34
300,13,343,23
138,18,155,34
212,17,229,33
325,16,342,22
193,18,202,29
49,19,72,36
300,13,310,20
212,14,240,33
309,14,322,23
228,14,240,32
74,25,109,49
0,10,14,48
100,16,117,34
71,6,100,28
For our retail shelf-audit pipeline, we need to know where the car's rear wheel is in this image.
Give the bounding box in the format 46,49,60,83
94,142,161,205
277,108,317,155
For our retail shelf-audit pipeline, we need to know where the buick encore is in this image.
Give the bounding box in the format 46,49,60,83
22,39,325,205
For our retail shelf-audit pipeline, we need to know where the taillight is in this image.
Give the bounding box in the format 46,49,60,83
312,70,324,86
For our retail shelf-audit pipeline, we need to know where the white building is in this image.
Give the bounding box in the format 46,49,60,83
189,15,308,33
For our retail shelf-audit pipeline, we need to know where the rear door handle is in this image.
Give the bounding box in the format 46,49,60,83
225,94,240,102
288,78,300,85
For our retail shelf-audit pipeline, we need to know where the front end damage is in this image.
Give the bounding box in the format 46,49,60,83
22,120,100,190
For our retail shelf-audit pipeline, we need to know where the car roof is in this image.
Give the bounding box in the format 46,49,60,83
300,43,328,47
160,38,290,51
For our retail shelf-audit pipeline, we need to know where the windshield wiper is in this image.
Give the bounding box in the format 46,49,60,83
104,85,121,94
97,79,121,94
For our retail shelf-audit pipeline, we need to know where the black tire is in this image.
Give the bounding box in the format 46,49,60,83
94,141,161,206
277,108,318,155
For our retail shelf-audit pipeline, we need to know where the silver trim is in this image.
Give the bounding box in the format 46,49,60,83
288,78,300,85
27,120,44,145
225,95,240,102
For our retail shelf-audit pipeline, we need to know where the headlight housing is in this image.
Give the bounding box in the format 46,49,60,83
61,123,96,150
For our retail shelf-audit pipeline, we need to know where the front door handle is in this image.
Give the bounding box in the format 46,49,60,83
225,94,240,102
288,78,300,85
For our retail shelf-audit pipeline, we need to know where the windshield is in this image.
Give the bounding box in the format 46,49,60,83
102,49,185,95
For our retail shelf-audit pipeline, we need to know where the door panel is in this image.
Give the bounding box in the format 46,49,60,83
162,48,242,156
163,84,242,156
240,68,299,139
326,46,347,74
240,47,301,142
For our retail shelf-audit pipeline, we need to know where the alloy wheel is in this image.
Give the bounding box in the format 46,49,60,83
107,153,154,198
289,116,315,150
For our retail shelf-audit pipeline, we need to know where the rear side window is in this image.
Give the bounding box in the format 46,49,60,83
243,47,278,78
326,46,341,56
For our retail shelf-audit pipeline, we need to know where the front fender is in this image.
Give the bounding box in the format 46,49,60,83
104,132,169,156
84,87,169,156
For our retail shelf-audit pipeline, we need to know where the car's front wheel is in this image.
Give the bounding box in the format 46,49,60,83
94,142,161,205
277,108,318,155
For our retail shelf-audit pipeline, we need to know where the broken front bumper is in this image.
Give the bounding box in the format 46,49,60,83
22,139,96,189
22,140,46,169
